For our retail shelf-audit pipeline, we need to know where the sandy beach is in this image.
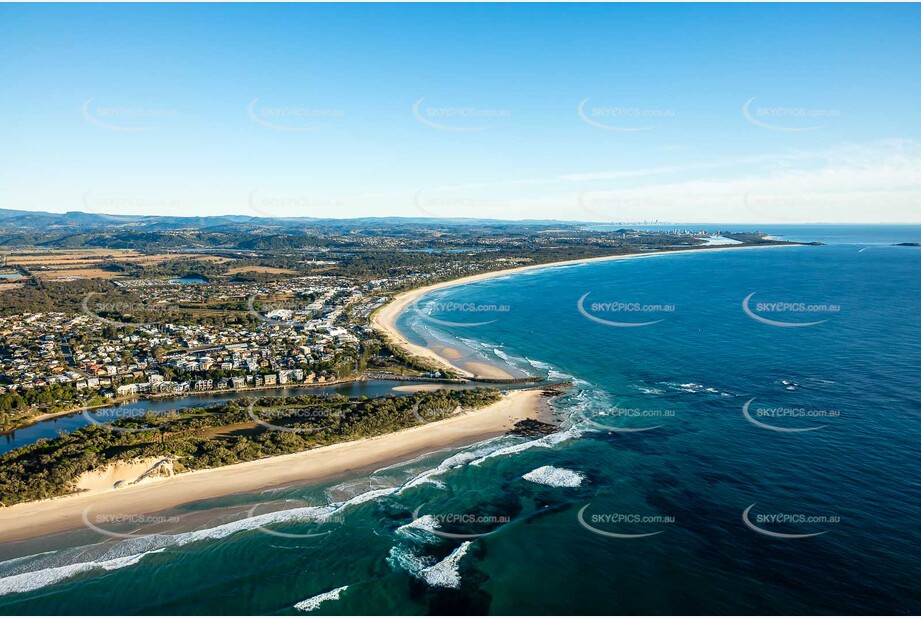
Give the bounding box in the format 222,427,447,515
392,384,455,392
0,389,544,543
0,243,792,544
372,244,797,379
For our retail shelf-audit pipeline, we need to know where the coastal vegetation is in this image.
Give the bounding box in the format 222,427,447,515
0,383,111,431
0,226,787,432
0,221,789,287
0,388,500,506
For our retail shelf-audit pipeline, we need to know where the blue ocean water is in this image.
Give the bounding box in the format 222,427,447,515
586,223,921,246
0,239,918,614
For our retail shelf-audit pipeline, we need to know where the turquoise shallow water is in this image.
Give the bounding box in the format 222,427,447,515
0,237,919,615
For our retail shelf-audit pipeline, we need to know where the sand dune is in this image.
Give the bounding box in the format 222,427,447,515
0,389,542,543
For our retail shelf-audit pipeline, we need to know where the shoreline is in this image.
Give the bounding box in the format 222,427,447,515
0,242,794,544
0,389,544,544
372,243,800,379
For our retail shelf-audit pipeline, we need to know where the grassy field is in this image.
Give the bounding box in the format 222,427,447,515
226,265,298,275
3,249,235,280
6,249,140,265
36,268,127,280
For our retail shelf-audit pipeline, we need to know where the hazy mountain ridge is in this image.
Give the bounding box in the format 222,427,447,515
0,208,573,232
0,208,589,249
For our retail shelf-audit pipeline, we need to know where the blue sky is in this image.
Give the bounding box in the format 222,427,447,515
1,3,920,223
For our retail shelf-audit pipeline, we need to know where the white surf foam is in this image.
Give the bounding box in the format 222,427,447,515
492,348,511,362
294,585,349,612
386,545,434,575
525,357,552,371
397,438,505,492
660,381,732,397
396,515,441,543
522,465,585,487
419,542,471,589
0,381,591,597
0,549,165,596
470,427,579,467
0,483,402,597
389,541,473,589
371,448,451,475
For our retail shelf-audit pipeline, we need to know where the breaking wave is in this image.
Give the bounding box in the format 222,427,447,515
294,585,349,612
469,427,579,467
659,381,733,397
522,465,585,487
0,549,166,596
396,515,441,543
420,542,471,589
387,542,471,589
0,486,398,597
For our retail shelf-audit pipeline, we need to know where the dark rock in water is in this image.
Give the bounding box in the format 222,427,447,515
508,419,557,438
469,376,542,384
538,381,572,396
895,242,920,247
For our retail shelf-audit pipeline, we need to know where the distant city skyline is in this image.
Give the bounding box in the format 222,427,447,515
2,3,920,223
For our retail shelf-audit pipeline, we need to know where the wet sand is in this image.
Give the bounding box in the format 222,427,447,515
0,389,543,543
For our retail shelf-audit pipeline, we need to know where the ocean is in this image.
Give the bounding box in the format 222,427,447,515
0,227,918,615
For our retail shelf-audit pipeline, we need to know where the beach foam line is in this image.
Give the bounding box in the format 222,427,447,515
0,390,545,595
372,244,800,380
1,389,541,546
396,437,505,493
0,432,530,598
371,447,452,476
469,427,581,467
0,549,166,596
0,485,398,597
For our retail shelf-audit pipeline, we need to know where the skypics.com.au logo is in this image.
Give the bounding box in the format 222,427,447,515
412,98,510,132
577,504,676,539
577,98,674,132
247,98,345,132
82,98,179,132
742,398,840,433
408,504,510,540
82,507,181,539
246,401,343,434
245,499,346,540
82,293,180,329
410,398,462,425
576,407,677,433
246,295,317,329
82,406,162,434
742,504,839,539
742,97,840,132
742,293,840,328
411,298,510,328
577,292,675,327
